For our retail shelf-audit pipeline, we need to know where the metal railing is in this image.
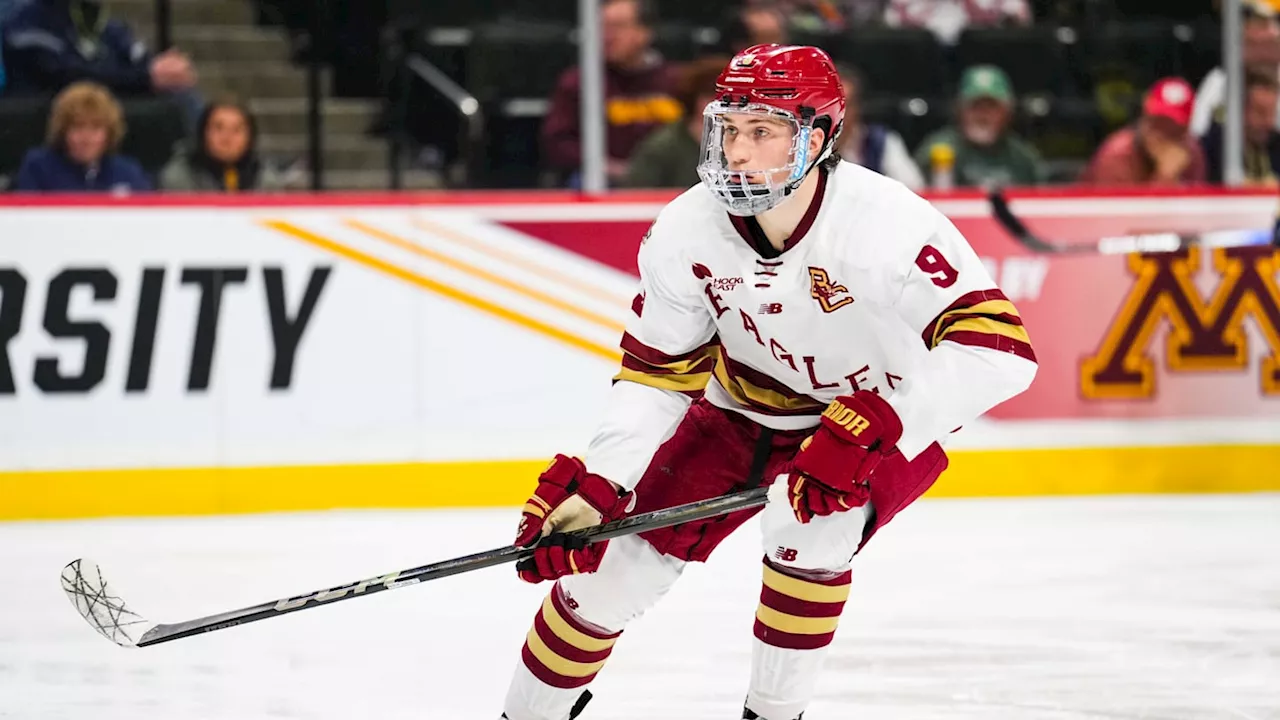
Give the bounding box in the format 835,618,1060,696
154,0,171,50
306,0,328,190
387,37,485,189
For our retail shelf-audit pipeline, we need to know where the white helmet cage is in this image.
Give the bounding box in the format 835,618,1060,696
696,99,840,217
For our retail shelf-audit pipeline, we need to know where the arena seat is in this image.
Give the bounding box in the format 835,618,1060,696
0,97,48,185
832,29,949,101
468,22,577,104
390,0,500,28
954,26,1075,96
1074,20,1183,96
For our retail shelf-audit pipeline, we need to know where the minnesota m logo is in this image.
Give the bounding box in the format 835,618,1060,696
1082,246,1280,399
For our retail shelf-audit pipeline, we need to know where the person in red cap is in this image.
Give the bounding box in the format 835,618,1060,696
1081,77,1207,186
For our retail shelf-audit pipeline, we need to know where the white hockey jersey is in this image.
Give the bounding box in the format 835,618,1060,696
586,161,1038,491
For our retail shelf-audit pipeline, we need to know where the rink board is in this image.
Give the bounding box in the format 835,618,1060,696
3,444,1280,519
0,189,1277,519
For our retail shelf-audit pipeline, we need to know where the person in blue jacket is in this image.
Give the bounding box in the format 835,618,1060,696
1,0,200,127
0,0,16,95
12,79,151,192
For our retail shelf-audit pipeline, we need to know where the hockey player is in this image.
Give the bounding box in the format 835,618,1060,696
500,44,1037,720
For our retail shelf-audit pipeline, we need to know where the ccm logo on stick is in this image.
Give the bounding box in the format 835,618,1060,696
0,265,330,396
274,571,413,611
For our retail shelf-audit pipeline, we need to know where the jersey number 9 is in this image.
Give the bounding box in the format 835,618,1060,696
915,245,959,289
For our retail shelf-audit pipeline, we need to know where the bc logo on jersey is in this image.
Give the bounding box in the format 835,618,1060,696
808,267,854,313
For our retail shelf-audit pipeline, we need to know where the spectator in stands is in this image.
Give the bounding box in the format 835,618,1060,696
779,0,849,32
542,0,680,187
837,0,891,27
1191,0,1280,137
835,64,923,190
755,0,881,36
1,0,201,129
0,0,24,95
11,80,150,192
160,96,287,192
913,65,1044,188
1202,69,1280,185
721,1,790,54
885,0,1031,45
625,56,727,189
1081,77,1206,186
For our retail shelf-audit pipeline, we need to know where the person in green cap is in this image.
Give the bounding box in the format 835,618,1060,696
913,64,1046,188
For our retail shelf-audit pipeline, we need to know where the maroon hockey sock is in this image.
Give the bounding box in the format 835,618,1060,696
748,558,852,719
520,585,621,689
753,558,851,650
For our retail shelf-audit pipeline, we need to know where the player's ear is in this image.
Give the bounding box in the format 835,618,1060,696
808,125,826,158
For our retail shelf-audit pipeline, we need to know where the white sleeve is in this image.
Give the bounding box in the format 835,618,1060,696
584,216,718,490
885,209,1039,459
882,131,926,191
1190,69,1224,138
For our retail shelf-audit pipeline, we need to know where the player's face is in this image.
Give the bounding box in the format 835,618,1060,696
721,113,798,183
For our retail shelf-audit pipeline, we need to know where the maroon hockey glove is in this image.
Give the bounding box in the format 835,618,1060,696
515,454,632,584
787,390,904,524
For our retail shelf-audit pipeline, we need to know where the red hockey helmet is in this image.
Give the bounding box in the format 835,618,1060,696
696,44,846,216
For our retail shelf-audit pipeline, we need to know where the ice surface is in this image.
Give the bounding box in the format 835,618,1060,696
2,495,1278,719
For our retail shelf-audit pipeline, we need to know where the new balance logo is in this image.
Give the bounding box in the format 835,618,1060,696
774,547,798,562
759,303,783,314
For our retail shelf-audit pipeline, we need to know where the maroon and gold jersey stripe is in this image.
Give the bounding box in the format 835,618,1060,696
923,289,1036,362
614,332,720,397
713,349,825,417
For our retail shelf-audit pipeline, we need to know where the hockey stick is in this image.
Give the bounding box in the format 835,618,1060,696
61,485,771,649
988,190,1280,255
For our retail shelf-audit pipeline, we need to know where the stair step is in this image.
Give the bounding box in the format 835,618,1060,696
108,0,255,28
322,169,445,191
198,63,332,100
250,98,381,136
259,134,393,171
170,26,294,64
